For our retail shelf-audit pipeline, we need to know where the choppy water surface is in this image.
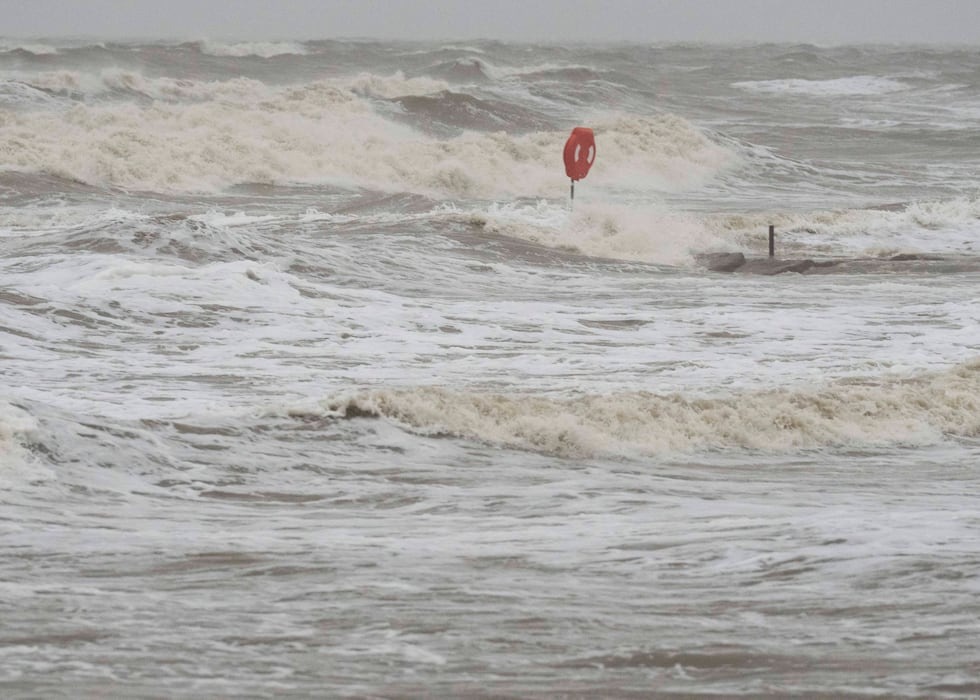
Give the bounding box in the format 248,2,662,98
2,39,979,697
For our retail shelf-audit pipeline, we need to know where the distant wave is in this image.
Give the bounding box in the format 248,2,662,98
733,76,908,97
385,90,555,134
4,69,448,104
418,57,492,83
498,64,605,82
300,360,980,457
0,41,59,55
0,79,65,108
197,40,308,58
347,71,449,99
413,58,609,86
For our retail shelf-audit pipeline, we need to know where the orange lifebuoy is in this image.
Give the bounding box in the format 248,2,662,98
563,127,596,181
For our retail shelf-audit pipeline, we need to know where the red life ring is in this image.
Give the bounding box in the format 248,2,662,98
563,127,596,181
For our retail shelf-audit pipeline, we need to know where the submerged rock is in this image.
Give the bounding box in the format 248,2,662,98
693,250,980,275
738,258,817,275
696,253,844,275
695,252,746,272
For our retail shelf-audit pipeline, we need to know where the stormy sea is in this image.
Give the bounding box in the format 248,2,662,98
2,38,979,697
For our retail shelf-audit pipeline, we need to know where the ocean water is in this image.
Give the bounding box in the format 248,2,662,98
1,39,979,698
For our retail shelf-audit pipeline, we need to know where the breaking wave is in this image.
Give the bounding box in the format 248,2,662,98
4,69,447,103
197,40,308,58
462,200,729,266
0,75,737,196
708,197,980,256
0,41,59,55
301,360,980,458
386,90,555,134
733,76,909,97
460,195,980,265
418,58,492,83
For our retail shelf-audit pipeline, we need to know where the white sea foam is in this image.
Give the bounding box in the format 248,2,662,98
0,402,51,483
436,44,487,54
310,360,980,457
187,211,277,228
0,80,64,108
298,207,357,223
464,199,731,265
348,71,450,99
0,205,150,237
733,76,908,97
8,69,273,103
0,80,736,196
709,197,980,256
198,40,308,58
485,62,600,80
5,42,980,698
6,68,451,105
592,113,736,191
463,194,980,264
1,70,96,96
0,41,58,55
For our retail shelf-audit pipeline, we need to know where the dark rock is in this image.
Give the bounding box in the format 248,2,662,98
738,259,817,275
695,252,746,272
694,251,979,275
890,253,945,262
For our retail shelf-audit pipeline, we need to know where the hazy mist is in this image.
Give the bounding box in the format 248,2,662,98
4,0,980,44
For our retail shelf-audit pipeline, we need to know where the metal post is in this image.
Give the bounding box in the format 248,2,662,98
769,225,775,258
570,179,575,205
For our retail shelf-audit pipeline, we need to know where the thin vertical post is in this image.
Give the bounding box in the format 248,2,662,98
768,225,775,258
570,179,575,206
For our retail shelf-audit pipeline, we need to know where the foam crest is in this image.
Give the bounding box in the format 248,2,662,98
0,80,64,108
494,63,602,81
422,58,493,83
3,70,90,96
466,200,730,265
14,69,450,104
0,41,58,55
198,40,308,57
102,71,270,102
0,205,148,236
11,69,273,102
348,71,450,99
709,197,980,255
733,76,908,96
188,211,276,227
309,360,980,457
593,114,736,191
0,85,735,196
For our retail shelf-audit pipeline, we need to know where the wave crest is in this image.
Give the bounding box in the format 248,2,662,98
0,79,736,196
733,76,908,97
197,40,307,58
464,200,729,265
305,360,980,457
709,197,980,256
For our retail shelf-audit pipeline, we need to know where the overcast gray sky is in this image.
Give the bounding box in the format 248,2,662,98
4,0,980,44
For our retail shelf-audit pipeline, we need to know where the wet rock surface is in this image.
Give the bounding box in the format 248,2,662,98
695,252,746,272
696,253,980,275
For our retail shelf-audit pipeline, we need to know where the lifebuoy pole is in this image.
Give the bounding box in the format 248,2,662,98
563,127,594,210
